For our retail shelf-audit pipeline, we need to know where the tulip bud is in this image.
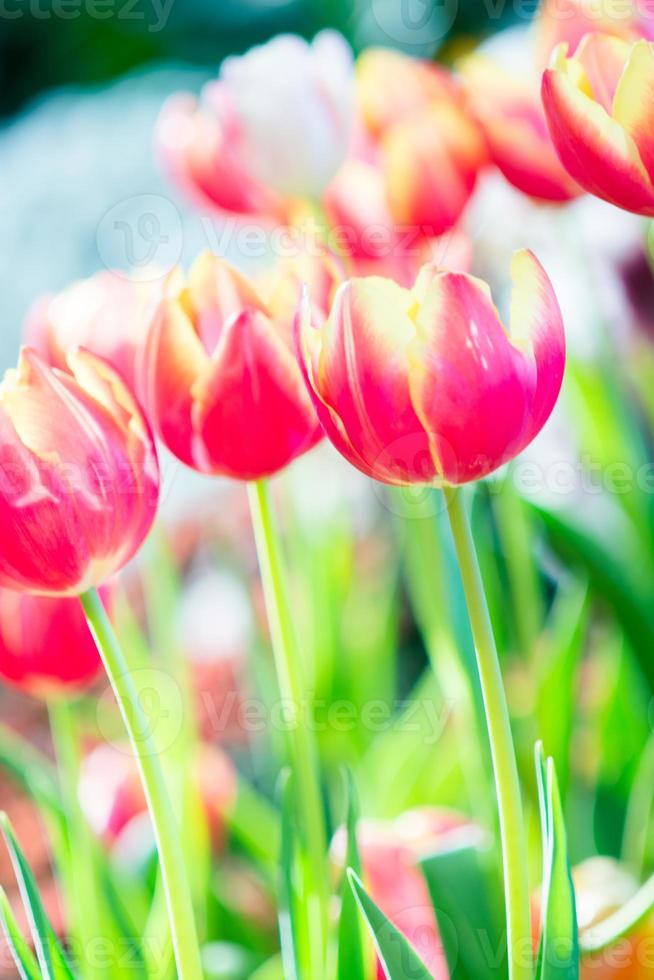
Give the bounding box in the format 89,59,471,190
542,35,654,216
0,588,111,697
297,251,565,486
0,348,159,595
140,251,340,480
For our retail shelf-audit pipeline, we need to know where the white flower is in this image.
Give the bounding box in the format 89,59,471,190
220,31,355,199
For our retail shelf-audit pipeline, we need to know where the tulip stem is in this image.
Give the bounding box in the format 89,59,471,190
247,479,329,973
443,486,533,980
80,588,203,980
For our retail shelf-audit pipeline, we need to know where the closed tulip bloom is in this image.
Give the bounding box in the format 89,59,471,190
0,589,109,696
352,49,487,236
463,55,582,203
25,270,156,391
297,251,565,486
140,251,338,480
0,348,159,595
542,35,654,216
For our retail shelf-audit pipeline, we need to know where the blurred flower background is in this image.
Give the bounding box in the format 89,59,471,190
3,0,654,978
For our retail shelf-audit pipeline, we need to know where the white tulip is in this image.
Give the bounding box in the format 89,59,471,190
220,30,355,199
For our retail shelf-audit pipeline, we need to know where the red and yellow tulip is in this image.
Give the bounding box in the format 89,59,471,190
296,251,565,486
140,250,340,480
542,34,654,216
463,54,582,203
350,49,487,238
0,349,159,595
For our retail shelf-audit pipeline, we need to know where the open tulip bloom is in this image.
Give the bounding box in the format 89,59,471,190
542,34,654,215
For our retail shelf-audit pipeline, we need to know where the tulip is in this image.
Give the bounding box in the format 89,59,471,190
0,348,159,595
155,89,288,221
542,35,654,216
140,250,339,480
332,808,477,979
296,251,565,486
156,31,354,212
25,270,156,391
0,589,110,696
349,49,487,237
463,55,582,203
535,0,654,68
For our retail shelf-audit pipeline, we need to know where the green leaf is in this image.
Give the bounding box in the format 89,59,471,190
347,869,432,980
277,772,301,980
534,746,579,980
0,888,41,980
0,813,77,980
420,834,505,980
337,770,366,980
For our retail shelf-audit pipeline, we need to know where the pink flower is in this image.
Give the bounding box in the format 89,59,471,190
297,251,565,486
0,348,159,595
346,49,487,238
542,35,654,216
156,31,354,213
463,55,582,203
0,588,111,696
140,251,341,479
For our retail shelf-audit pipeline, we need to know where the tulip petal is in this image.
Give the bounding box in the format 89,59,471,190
408,263,547,484
187,252,270,352
192,309,321,479
542,50,654,214
140,289,208,468
312,278,435,484
0,407,88,593
574,33,632,113
613,39,654,181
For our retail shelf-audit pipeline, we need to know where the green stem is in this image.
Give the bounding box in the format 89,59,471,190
80,588,203,980
48,699,105,980
247,480,328,974
443,486,533,980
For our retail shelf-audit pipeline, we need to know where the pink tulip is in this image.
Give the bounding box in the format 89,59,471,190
463,55,582,203
0,348,159,595
542,35,654,216
140,250,341,479
297,251,565,486
0,588,111,696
